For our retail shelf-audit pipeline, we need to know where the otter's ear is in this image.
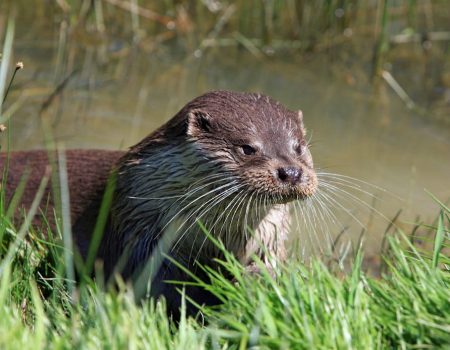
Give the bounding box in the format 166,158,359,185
187,110,212,136
298,110,307,135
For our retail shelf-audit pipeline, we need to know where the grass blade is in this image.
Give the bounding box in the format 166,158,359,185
432,210,445,268
57,146,75,297
0,166,50,276
0,17,14,115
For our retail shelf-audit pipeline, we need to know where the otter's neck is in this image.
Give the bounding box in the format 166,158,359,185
106,142,283,274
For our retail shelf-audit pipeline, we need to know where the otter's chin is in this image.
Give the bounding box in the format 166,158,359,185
269,189,316,205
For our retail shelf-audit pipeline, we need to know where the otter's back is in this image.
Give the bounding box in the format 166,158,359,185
0,149,124,232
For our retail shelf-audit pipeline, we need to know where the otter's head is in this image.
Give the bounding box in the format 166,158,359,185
178,91,317,204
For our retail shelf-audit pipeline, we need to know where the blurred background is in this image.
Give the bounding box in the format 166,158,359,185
0,0,449,265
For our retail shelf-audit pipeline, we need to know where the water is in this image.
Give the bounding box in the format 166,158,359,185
2,6,449,259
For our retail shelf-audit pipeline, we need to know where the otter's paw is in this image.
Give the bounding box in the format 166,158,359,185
232,263,276,286
244,262,276,279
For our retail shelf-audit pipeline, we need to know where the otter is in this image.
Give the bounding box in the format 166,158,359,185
1,90,317,315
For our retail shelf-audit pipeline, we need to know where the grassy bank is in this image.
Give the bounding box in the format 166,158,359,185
0,2,449,348
0,184,449,348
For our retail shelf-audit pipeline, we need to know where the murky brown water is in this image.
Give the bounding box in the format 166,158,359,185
2,4,449,258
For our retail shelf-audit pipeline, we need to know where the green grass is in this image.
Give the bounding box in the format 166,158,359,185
0,186,448,349
0,4,449,347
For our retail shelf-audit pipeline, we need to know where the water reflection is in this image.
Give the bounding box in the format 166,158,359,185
2,7,449,260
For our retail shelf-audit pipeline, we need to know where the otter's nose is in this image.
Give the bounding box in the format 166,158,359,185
277,167,302,185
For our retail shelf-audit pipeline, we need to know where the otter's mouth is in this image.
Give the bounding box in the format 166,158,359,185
269,175,318,204
271,191,313,205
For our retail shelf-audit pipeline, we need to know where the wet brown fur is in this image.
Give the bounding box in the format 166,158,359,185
0,150,124,253
0,91,317,316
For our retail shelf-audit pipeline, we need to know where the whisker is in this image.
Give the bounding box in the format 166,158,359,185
172,183,244,259
318,190,368,230
319,181,395,227
158,180,240,239
185,184,245,263
316,172,403,201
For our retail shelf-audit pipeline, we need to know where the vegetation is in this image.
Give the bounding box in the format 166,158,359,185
1,0,448,127
0,1,449,349
1,1,449,71
0,186,449,348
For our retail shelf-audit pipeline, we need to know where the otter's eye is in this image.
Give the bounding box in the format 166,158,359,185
241,145,256,155
295,142,306,155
